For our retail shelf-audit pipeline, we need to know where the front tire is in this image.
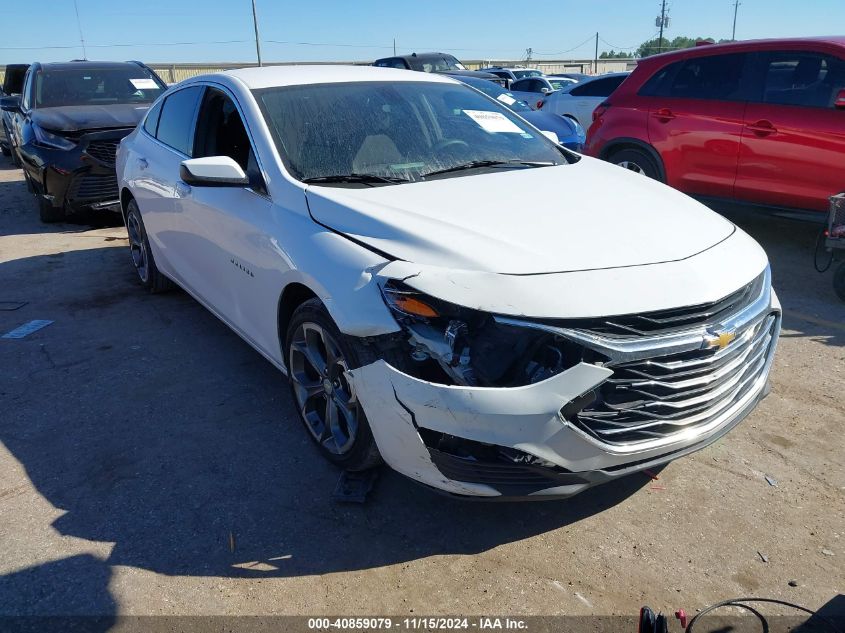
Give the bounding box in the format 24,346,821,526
38,197,64,223
285,299,382,471
125,198,174,293
834,261,845,303
608,148,662,181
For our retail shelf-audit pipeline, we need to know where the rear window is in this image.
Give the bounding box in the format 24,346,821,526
34,65,165,108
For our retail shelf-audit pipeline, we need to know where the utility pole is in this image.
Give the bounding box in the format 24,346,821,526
656,0,668,53
731,0,741,41
594,32,599,74
393,38,396,56
251,0,263,67
525,47,533,63
73,0,87,60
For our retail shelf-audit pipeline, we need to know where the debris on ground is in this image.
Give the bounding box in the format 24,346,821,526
765,475,778,487
789,580,799,587
1,319,54,339
333,469,378,503
758,551,769,563
821,548,834,556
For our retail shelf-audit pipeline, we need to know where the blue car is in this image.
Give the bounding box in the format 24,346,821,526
452,75,585,152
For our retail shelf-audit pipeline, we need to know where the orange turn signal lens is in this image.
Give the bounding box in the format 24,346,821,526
391,295,439,318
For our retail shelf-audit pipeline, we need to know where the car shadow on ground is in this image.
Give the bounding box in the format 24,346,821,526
0,245,650,618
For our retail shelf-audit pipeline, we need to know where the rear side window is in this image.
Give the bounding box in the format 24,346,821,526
569,76,627,97
155,86,203,155
759,51,845,108
648,53,747,101
143,99,163,136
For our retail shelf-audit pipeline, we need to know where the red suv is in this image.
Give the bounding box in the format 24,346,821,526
585,37,845,216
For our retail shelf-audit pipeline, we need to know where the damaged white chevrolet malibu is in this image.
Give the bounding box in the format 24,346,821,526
116,65,780,499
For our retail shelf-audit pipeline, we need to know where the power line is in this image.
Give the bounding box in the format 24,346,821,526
598,36,639,51
72,0,87,60
534,34,597,56
0,40,251,51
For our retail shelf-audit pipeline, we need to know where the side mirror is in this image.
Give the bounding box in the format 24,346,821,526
179,156,249,187
0,96,21,112
541,130,560,144
540,87,552,95
835,88,845,110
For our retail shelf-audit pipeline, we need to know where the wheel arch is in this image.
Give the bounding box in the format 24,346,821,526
277,281,320,364
600,138,666,182
119,187,134,225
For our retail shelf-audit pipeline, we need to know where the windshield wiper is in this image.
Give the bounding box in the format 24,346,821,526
421,160,557,179
302,173,411,186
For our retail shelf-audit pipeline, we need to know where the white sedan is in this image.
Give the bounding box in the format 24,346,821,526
539,72,630,125
116,65,780,499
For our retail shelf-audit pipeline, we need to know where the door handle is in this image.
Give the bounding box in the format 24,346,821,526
746,120,777,136
652,108,676,121
175,182,191,197
137,157,148,169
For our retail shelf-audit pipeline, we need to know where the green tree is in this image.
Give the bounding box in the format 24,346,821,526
637,36,717,58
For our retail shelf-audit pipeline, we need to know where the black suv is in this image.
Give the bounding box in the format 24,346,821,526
0,60,166,222
372,52,505,85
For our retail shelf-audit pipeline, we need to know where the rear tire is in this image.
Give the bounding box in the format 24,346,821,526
285,298,382,472
608,148,662,181
37,196,64,223
125,198,174,293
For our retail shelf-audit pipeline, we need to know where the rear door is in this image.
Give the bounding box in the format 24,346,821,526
735,49,845,213
134,85,204,285
643,53,750,198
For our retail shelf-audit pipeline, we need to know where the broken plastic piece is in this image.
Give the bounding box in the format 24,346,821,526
675,609,688,628
333,469,378,503
765,474,778,487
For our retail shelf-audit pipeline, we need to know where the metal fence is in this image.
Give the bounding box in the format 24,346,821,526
1,58,635,86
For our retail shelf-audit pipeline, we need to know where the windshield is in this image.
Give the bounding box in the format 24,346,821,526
549,79,575,91
34,66,165,108
513,69,542,79
255,81,568,185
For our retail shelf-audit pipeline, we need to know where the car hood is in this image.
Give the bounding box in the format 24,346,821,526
32,104,150,132
304,156,736,275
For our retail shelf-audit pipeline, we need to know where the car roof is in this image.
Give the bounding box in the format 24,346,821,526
643,36,845,63
36,61,144,71
217,64,457,89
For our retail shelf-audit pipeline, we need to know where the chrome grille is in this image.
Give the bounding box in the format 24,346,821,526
85,140,120,165
573,313,778,444
554,273,764,337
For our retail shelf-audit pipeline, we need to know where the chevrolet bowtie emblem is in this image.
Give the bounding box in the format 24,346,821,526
703,329,736,350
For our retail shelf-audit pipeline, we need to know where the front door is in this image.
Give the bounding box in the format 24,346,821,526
735,50,845,213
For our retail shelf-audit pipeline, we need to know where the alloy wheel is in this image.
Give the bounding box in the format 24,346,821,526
288,322,360,455
126,212,149,283
617,160,646,175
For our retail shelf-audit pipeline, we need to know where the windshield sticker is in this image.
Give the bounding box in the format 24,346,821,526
496,94,517,106
130,78,159,90
462,110,523,133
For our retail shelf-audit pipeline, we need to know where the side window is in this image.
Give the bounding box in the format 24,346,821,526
570,76,626,97
511,79,529,92
20,69,33,110
193,87,266,195
638,61,683,97
375,59,407,69
760,51,845,108
662,53,748,100
143,99,163,136
155,86,202,155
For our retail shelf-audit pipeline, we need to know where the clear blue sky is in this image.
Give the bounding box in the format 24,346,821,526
2,0,844,65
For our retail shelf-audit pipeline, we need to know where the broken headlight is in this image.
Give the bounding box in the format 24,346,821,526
380,279,599,388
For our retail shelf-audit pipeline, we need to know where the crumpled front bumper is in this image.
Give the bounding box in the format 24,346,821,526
349,287,781,500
